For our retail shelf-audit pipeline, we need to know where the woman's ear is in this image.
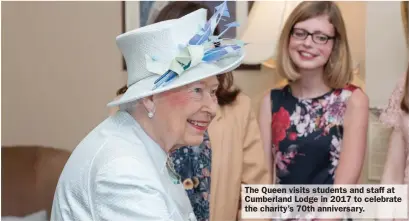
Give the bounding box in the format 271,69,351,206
141,96,156,117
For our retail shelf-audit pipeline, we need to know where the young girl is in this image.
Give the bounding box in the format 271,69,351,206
259,1,368,185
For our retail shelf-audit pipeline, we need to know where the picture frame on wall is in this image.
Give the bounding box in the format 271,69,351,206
121,1,260,71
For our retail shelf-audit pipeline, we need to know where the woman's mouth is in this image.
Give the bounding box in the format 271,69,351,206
187,119,209,132
298,51,317,60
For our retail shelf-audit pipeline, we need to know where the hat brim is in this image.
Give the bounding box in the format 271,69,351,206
107,53,245,107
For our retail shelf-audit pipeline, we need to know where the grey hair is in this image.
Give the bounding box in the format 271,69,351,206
118,100,139,114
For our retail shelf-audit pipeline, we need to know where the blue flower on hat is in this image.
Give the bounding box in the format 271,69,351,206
146,1,245,90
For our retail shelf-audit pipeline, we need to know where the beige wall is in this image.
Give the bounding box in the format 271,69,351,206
2,2,126,151
337,1,367,79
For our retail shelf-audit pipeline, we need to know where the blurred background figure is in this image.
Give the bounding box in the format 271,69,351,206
380,64,409,220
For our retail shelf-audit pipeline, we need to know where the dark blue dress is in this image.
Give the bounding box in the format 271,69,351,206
270,84,358,184
171,131,212,221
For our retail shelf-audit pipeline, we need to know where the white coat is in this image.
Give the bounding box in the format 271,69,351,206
51,111,196,221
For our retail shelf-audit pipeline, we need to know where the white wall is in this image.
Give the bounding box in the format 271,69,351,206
366,1,407,108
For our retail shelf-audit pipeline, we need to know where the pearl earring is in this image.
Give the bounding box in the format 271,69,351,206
148,112,154,118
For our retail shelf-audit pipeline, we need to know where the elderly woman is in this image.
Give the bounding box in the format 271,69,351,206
112,2,272,221
51,3,245,221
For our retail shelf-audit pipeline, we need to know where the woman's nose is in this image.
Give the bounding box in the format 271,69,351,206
302,35,313,47
202,94,218,118
208,100,218,116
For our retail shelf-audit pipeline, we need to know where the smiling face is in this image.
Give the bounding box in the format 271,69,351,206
149,76,219,149
275,1,352,88
288,15,335,72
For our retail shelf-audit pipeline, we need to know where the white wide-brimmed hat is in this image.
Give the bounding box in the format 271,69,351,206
108,1,245,107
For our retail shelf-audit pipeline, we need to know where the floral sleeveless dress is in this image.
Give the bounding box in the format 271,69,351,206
270,84,358,184
171,131,212,221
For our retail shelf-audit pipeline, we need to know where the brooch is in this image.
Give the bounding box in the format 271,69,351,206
166,155,181,184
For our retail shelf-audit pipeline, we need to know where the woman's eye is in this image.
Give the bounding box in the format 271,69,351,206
211,89,217,95
193,88,203,93
294,31,306,37
316,35,328,41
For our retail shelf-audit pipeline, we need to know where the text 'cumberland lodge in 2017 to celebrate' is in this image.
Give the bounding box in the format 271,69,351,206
241,184,408,219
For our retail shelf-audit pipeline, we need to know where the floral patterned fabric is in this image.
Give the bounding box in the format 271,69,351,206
379,72,406,129
271,84,358,184
171,131,212,221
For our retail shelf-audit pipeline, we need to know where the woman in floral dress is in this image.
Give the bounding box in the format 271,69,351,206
259,1,368,186
172,132,212,220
